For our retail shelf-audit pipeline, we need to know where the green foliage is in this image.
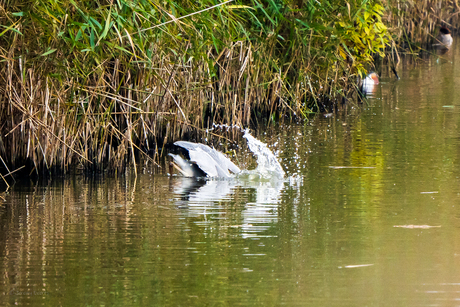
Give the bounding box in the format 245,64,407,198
0,0,391,172
336,2,389,77
234,0,390,112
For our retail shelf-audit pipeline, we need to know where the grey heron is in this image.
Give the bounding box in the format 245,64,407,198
168,141,241,178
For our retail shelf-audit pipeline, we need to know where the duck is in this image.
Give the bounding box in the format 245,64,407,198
359,71,380,95
168,141,241,178
437,27,453,49
362,72,379,86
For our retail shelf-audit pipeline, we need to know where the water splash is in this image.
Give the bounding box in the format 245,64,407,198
209,124,285,178
171,125,285,180
243,130,285,179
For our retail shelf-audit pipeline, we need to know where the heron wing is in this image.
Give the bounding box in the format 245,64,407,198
187,149,229,177
214,150,241,174
174,141,241,176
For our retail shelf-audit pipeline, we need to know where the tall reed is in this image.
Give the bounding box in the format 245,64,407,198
383,0,460,51
0,0,389,176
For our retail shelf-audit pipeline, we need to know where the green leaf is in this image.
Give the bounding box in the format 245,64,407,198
114,45,135,56
89,17,102,30
75,29,82,42
90,28,95,49
0,23,22,36
100,12,112,40
41,49,57,57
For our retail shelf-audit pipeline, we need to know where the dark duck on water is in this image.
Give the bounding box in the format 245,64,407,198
437,27,453,49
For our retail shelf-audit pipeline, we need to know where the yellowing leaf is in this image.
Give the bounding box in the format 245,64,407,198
364,27,370,35
227,5,253,9
338,46,346,59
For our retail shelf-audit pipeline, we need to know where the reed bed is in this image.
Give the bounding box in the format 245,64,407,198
0,0,446,178
384,0,460,51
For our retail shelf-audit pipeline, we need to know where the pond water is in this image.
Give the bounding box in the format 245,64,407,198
2,43,460,306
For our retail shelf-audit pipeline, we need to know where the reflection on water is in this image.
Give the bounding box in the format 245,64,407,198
4,40,460,306
170,176,284,239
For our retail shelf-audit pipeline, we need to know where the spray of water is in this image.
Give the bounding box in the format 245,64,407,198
243,130,285,179
206,124,285,179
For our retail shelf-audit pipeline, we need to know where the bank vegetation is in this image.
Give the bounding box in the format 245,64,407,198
0,0,457,179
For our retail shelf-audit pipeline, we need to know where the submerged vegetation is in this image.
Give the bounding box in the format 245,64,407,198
0,0,456,177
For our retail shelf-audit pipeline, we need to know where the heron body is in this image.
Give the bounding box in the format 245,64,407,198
169,141,241,178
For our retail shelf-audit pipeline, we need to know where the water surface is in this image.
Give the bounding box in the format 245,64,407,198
2,44,460,306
